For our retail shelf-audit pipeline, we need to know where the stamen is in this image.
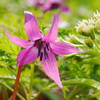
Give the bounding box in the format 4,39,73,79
44,47,48,59
40,52,43,61
38,44,42,56
46,43,49,51
35,39,50,61
51,3,60,10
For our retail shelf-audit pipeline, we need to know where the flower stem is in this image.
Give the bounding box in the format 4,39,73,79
62,87,68,100
12,66,22,100
0,82,25,100
27,64,34,100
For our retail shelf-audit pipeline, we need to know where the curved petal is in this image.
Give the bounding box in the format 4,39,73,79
41,51,62,88
42,1,60,11
44,14,59,42
42,2,51,11
27,0,44,6
50,42,82,55
17,47,38,66
60,5,69,13
35,0,44,6
24,11,42,41
3,25,30,48
49,0,64,3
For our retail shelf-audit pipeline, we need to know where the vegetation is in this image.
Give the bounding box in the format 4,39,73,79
0,0,100,100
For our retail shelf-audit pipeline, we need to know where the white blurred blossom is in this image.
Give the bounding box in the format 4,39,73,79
76,11,100,33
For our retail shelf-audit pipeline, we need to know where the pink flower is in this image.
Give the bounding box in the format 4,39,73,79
5,11,81,88
27,0,69,12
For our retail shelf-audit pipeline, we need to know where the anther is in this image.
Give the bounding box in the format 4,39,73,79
40,52,43,61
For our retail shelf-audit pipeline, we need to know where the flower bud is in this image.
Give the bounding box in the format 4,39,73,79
84,38,93,48
76,11,100,36
69,35,82,44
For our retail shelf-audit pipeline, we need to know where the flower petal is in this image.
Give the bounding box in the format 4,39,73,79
43,2,60,11
27,0,44,6
44,14,59,42
50,42,82,55
42,2,51,11
35,0,44,6
17,47,38,66
24,11,42,41
49,0,64,3
60,5,69,13
3,25,30,48
41,51,62,88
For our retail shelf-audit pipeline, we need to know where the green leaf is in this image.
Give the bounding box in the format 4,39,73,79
45,78,100,90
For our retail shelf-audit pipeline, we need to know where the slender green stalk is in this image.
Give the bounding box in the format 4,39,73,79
67,87,77,100
45,78,100,91
91,91,100,98
93,30,100,50
62,87,68,100
27,64,34,100
0,82,25,100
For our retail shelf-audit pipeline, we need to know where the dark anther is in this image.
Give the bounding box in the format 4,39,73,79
38,43,42,56
50,3,60,10
40,52,43,61
44,47,48,59
44,47,48,55
35,39,50,60
38,48,41,57
46,43,49,51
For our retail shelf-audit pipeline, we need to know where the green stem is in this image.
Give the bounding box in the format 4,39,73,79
94,40,100,50
68,87,78,100
62,87,68,100
91,91,100,98
27,64,34,100
12,66,22,100
42,78,100,91
0,82,25,100
93,30,100,50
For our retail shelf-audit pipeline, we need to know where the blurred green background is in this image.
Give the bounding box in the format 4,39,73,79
0,0,100,100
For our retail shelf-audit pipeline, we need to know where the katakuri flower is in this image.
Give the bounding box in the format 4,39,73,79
4,11,81,99
27,0,69,12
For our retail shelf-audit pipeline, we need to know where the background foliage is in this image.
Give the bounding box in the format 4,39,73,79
0,0,100,100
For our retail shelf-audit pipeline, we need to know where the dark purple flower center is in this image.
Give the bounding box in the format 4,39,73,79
34,39,50,61
50,3,60,10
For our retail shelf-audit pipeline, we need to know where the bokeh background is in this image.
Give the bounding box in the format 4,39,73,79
0,0,100,100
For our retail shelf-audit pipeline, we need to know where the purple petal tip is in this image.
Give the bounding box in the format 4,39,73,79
24,11,33,15
24,11,34,23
